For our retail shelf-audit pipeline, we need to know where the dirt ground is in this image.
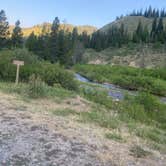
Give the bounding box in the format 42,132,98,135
0,92,165,166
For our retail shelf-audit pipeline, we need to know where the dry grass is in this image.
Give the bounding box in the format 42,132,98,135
0,86,166,165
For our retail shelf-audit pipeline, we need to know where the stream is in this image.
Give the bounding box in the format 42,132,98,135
75,73,166,103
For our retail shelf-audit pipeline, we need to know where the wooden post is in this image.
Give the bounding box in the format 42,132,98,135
15,64,20,85
13,60,24,85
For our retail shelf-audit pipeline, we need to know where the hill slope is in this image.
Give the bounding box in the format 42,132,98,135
82,16,166,68
100,16,166,34
10,23,97,37
82,44,166,68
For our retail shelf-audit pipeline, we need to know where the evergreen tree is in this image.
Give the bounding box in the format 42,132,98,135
142,25,149,43
0,10,9,48
57,30,69,64
157,17,164,33
80,31,90,48
48,17,60,62
133,21,144,42
25,32,38,53
144,8,148,17
150,17,157,42
147,6,153,17
71,27,78,45
157,17,165,43
11,20,23,48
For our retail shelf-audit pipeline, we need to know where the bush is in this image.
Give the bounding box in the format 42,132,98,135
11,48,39,64
122,92,166,125
134,92,160,112
28,74,47,98
0,49,78,91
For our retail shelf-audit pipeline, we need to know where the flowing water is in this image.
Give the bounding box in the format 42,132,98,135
75,73,166,103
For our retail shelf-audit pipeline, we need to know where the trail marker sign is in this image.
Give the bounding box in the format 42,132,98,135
13,60,24,85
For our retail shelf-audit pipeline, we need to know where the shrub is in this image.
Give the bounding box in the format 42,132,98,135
28,74,47,98
11,48,38,64
122,92,166,126
134,92,160,112
0,49,78,91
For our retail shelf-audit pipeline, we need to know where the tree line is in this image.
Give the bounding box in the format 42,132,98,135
1,8,166,65
0,10,23,49
116,6,166,20
89,17,166,51
0,9,91,65
130,6,166,18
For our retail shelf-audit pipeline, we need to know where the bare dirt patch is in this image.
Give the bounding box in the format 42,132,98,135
0,92,165,166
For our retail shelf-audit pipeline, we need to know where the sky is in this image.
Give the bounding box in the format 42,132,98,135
1,0,166,28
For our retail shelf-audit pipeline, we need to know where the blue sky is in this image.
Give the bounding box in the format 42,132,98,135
1,0,166,28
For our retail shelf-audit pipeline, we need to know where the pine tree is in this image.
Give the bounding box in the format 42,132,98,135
57,30,68,64
144,8,148,17
147,6,153,17
135,21,144,42
150,17,157,42
0,10,9,48
48,17,60,62
142,26,149,43
157,17,164,43
11,20,23,48
71,27,78,46
25,32,38,52
51,17,60,33
157,17,164,33
81,31,90,48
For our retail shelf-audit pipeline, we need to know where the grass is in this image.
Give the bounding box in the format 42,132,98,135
52,108,77,116
0,81,76,100
105,132,124,142
130,145,152,158
0,80,166,153
135,127,166,145
79,108,120,129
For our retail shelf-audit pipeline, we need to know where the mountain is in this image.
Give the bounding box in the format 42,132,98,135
10,23,97,37
81,15,166,68
99,16,166,34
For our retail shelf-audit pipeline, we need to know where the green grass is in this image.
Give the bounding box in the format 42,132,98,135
105,132,124,142
0,81,76,100
52,109,77,116
135,127,166,145
79,109,120,129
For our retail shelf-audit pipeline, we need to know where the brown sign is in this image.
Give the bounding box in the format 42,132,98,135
13,60,24,66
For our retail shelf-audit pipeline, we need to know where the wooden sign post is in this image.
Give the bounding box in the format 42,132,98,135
13,60,24,85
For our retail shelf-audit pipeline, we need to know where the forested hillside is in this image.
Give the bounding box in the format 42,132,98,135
1,7,166,67
89,7,166,51
0,10,93,65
